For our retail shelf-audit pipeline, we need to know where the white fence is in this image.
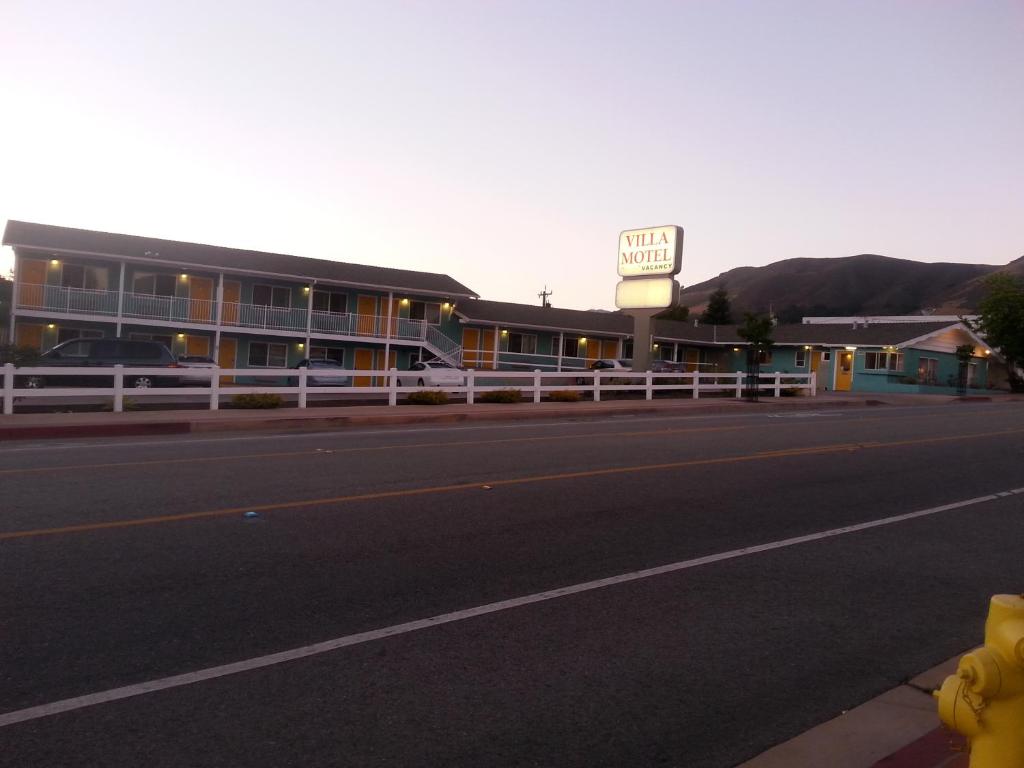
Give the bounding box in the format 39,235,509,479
1,364,816,415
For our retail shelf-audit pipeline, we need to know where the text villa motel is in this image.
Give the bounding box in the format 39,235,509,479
3,221,1001,394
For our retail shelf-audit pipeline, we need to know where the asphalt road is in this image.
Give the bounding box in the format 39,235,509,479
2,402,1023,767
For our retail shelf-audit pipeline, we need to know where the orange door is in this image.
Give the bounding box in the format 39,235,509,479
356,296,378,335
374,349,398,386
462,328,480,368
585,339,600,362
222,281,241,325
186,335,211,356
218,338,237,384
601,340,618,359
354,348,375,386
18,259,47,307
685,348,700,372
480,329,496,369
189,277,214,322
809,349,821,390
15,323,44,351
386,298,400,336
835,351,854,391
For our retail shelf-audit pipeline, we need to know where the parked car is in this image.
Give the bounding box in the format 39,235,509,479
175,355,219,386
398,360,466,387
577,359,632,384
16,338,180,389
290,359,352,386
650,359,686,373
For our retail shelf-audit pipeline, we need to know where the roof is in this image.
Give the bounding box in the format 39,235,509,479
2,220,478,298
454,299,973,349
454,299,632,336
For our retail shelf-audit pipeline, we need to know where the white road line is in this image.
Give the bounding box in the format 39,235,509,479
3,485,1022,729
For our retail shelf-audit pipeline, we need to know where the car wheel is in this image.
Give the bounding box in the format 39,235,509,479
131,376,154,389
417,378,425,387
24,376,45,389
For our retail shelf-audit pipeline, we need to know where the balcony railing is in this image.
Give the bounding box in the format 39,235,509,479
17,283,118,316
15,284,459,352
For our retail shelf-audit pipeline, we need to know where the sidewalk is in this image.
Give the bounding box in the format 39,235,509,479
0,392,982,441
739,654,968,768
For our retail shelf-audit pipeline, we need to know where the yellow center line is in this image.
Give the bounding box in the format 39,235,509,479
3,426,1021,542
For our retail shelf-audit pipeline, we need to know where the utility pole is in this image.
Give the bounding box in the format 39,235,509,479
538,286,553,307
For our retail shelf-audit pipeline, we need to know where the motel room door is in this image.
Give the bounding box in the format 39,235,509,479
356,296,378,336
354,348,375,386
222,281,241,325
189,277,214,322
462,328,480,368
835,350,854,391
18,260,47,307
217,338,237,384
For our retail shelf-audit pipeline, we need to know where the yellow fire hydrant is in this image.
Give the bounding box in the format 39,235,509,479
935,594,1024,767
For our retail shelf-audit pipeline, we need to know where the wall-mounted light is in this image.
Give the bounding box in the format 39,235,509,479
579,337,587,343
177,333,186,339
803,345,811,350
845,346,857,351
500,329,508,336
653,343,659,349
49,259,59,267
984,349,991,355
732,347,740,352
303,286,310,293
180,273,188,280
442,302,451,309
297,342,305,349
47,323,56,330
401,298,409,305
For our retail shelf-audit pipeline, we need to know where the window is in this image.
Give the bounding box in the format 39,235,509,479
132,273,177,297
248,342,288,367
507,332,537,355
54,340,94,358
129,332,174,350
757,350,772,364
865,351,904,371
57,328,103,345
310,346,344,364
252,285,291,308
822,350,831,362
61,264,109,290
409,301,441,324
795,348,807,367
562,338,580,358
312,291,348,314
917,357,938,384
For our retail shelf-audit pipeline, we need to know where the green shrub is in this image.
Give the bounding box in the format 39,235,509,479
406,390,449,405
230,393,283,409
547,390,581,402
477,388,521,403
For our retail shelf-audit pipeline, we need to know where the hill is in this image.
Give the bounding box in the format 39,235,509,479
678,254,1017,321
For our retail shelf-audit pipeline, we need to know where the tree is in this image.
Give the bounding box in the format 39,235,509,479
737,313,774,401
701,285,733,325
973,274,1024,391
657,305,690,322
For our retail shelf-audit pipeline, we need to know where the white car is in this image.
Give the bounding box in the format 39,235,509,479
175,355,219,386
398,361,466,387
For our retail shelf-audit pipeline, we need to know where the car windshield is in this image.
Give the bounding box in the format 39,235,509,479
425,361,452,368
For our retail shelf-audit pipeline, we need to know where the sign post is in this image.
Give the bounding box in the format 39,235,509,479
615,225,683,373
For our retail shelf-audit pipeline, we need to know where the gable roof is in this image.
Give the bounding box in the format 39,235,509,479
2,220,478,298
454,299,632,336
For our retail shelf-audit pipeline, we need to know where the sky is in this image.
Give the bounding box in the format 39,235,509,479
1,0,1022,310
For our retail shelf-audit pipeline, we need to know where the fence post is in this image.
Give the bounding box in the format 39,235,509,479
692,371,700,399
645,371,653,401
593,371,601,402
113,364,124,413
2,363,14,416
533,369,541,404
810,371,817,397
735,371,742,399
388,368,398,406
467,369,475,405
298,366,307,409
774,371,782,397
209,368,220,410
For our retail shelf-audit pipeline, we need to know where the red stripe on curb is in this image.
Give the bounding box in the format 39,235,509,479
872,728,967,767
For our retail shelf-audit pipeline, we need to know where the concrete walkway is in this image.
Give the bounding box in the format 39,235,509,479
0,392,996,441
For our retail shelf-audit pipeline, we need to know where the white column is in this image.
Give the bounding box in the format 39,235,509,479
556,331,564,372
384,290,393,369
304,281,313,352
115,261,125,335
673,342,679,362
7,251,18,344
492,324,499,370
214,273,224,362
